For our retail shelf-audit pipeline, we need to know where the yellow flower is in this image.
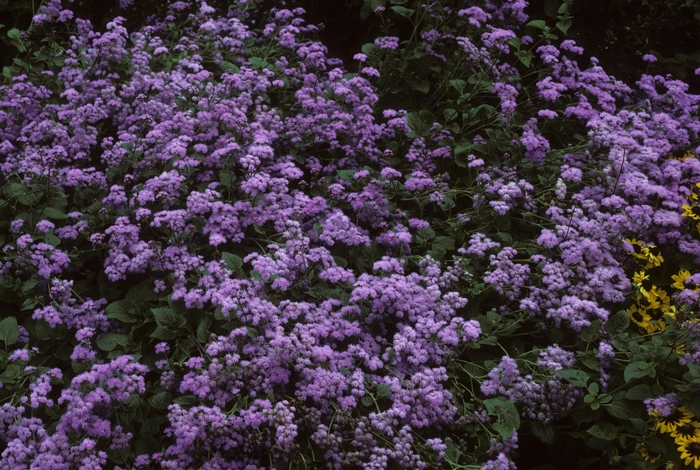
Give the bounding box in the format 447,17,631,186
641,244,664,268
652,406,694,434
638,442,662,463
628,304,652,328
633,271,655,296
625,238,646,259
677,437,700,469
672,421,700,443
636,293,660,311
672,270,693,290
682,204,700,221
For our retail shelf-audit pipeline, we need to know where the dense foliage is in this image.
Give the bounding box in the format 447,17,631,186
1,0,700,469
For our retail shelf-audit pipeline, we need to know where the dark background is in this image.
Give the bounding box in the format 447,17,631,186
2,0,700,92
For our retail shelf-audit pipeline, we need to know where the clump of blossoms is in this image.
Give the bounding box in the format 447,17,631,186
3,0,700,468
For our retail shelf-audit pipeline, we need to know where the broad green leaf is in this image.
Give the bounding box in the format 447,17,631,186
7,28,21,40
150,325,178,341
604,310,629,335
42,207,67,219
586,422,619,440
526,20,548,30
531,421,555,444
105,300,138,323
96,332,129,351
625,384,652,401
196,317,212,343
390,6,414,17
0,316,19,345
624,361,655,383
219,60,239,72
222,252,243,271
376,383,391,398
246,326,257,339
557,369,590,387
152,307,185,331
148,391,172,410
605,397,642,420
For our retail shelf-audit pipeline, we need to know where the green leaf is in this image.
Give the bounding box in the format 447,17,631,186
197,317,212,343
624,361,656,383
105,300,138,323
556,19,572,34
7,28,21,40
604,310,629,335
605,397,641,420
515,50,534,67
22,278,38,294
449,79,466,93
361,42,379,55
148,391,172,410
219,60,239,72
222,252,243,271
531,421,555,444
126,279,159,302
405,110,434,137
248,57,268,69
586,422,619,440
42,207,67,219
0,316,19,345
336,169,357,181
625,384,652,401
557,369,590,387
376,383,391,398
173,394,197,406
361,396,374,407
544,0,559,18
152,307,185,331
246,326,257,339
96,332,129,351
526,20,548,30
150,325,178,341
390,5,414,17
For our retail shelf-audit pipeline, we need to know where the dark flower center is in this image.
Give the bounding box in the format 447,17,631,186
632,310,645,322
677,423,696,435
689,442,700,455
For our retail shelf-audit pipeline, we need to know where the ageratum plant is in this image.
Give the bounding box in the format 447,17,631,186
1,0,700,469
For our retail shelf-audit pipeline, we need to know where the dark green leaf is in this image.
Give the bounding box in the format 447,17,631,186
41,207,67,219
625,384,652,401
531,421,555,444
544,0,559,17
605,397,642,420
152,307,185,331
173,395,197,406
0,316,18,345
557,369,590,387
390,6,414,17
197,317,212,343
105,300,138,323
150,325,178,341
624,362,655,383
376,383,391,398
604,310,629,335
586,422,619,440
219,60,239,72
526,20,548,30
246,326,257,339
148,391,172,410
222,252,243,271
96,332,129,351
